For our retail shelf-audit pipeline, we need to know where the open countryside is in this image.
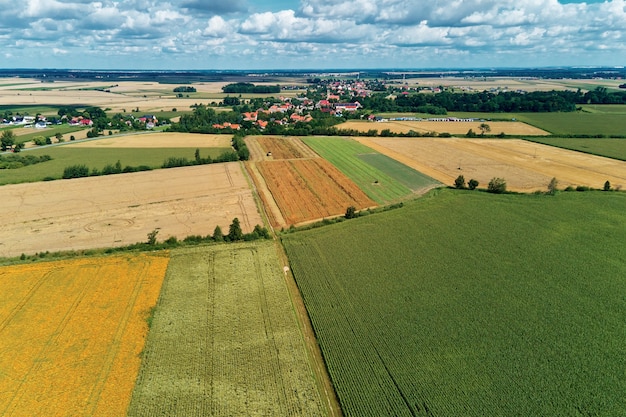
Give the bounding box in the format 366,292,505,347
1,69,626,417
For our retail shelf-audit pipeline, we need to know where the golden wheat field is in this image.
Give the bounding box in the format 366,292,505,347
65,132,233,148
338,120,549,135
0,253,169,417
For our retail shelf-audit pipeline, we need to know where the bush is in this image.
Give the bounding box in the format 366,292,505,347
62,164,90,179
468,179,479,190
603,180,611,191
345,206,357,219
576,185,591,192
487,177,507,194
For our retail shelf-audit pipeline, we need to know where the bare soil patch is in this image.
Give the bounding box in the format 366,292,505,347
257,159,375,226
355,137,626,192
66,132,233,148
339,120,549,136
0,163,262,258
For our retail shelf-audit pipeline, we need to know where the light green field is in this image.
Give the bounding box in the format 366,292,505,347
127,242,326,417
282,189,626,417
302,136,431,203
0,146,231,185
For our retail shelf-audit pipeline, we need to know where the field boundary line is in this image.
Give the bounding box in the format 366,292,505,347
274,240,343,417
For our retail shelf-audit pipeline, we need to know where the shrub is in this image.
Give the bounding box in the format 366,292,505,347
547,177,558,195
468,179,479,190
576,185,591,192
487,177,507,194
603,181,611,191
62,164,89,179
345,206,357,219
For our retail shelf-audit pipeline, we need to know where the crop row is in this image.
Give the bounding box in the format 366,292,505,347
282,190,626,416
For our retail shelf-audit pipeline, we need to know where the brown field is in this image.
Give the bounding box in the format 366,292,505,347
355,137,626,192
251,135,319,160
66,132,233,148
338,120,549,135
0,253,168,417
0,163,261,258
256,158,375,226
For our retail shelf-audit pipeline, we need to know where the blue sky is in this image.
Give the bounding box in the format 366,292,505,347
0,0,623,70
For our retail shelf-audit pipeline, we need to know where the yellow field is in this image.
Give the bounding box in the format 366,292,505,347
66,132,233,148
0,253,169,417
338,120,549,135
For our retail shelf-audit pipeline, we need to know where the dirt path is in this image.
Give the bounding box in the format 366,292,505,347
273,240,343,417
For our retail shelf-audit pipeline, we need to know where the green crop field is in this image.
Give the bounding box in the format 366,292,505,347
0,146,231,185
282,189,626,417
524,137,626,161
127,242,326,417
302,136,436,203
356,153,440,191
444,109,626,136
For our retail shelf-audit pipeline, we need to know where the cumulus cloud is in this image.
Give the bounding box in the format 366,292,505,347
0,0,623,69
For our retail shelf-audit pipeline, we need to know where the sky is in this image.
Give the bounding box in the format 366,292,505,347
0,0,623,70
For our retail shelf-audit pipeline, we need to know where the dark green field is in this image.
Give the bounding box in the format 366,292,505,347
0,146,231,185
282,189,626,417
524,137,626,161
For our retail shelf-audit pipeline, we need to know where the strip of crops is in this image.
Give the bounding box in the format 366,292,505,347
282,189,626,416
355,153,440,191
523,137,626,161
302,136,413,203
127,242,325,416
0,147,230,185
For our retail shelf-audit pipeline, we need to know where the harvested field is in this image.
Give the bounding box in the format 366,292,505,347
66,132,233,148
355,137,626,192
256,159,375,226
0,163,261,258
0,253,168,417
127,242,327,417
338,120,549,136
251,136,319,160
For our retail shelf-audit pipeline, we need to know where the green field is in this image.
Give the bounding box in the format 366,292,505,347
356,153,440,191
282,189,626,417
302,136,438,203
0,146,231,185
524,137,626,161
127,242,325,416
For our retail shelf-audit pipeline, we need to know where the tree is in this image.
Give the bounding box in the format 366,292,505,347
604,180,611,191
478,123,491,136
345,206,357,219
1,129,16,151
547,177,558,195
468,179,479,190
146,229,159,245
487,177,507,194
228,218,243,241
212,225,224,241
454,175,466,189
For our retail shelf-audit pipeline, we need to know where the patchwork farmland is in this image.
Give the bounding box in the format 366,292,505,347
0,253,169,417
337,119,549,135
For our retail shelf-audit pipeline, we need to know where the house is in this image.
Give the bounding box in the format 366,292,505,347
335,102,361,112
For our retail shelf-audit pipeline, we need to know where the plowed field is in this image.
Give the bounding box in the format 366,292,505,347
256,159,375,226
0,253,169,417
255,136,319,160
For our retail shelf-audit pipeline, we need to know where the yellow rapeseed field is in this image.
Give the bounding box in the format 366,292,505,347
0,253,169,417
